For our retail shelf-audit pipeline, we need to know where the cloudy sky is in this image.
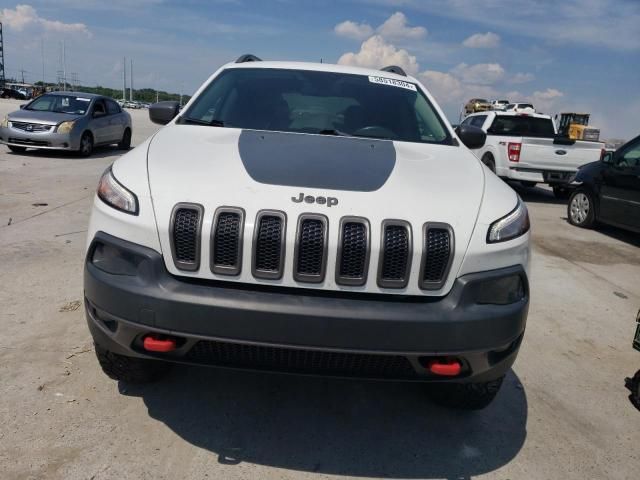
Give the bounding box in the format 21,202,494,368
1,0,638,139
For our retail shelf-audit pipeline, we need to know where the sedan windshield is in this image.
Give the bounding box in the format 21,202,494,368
182,68,451,145
26,94,91,115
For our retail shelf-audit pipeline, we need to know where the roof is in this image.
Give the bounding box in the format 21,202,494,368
223,60,417,83
467,110,551,120
48,91,103,99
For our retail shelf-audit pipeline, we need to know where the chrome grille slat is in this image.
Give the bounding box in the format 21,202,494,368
252,210,286,280
211,207,244,276
378,220,412,289
170,203,203,271
294,214,328,283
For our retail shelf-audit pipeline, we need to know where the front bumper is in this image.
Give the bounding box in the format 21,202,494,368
0,126,77,150
84,232,529,382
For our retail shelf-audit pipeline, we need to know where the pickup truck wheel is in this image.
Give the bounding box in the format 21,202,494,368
520,181,537,188
552,186,571,200
481,154,496,174
118,128,132,150
427,376,504,410
8,145,27,153
568,189,595,228
94,344,171,383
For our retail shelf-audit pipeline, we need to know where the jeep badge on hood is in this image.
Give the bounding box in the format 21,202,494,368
291,192,338,207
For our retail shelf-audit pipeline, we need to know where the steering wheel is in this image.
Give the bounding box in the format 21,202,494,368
352,125,397,139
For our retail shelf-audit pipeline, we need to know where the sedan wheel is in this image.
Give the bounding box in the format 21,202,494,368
568,190,595,228
78,133,93,157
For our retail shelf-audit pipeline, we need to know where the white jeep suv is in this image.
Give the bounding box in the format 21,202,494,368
84,56,531,409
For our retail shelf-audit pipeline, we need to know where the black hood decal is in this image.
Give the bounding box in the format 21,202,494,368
238,130,396,192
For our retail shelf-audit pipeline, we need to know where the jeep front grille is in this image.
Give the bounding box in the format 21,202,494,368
420,224,454,290
252,211,286,279
185,340,418,379
169,204,454,291
170,204,203,271
211,208,244,275
378,221,411,288
294,214,328,283
336,218,369,286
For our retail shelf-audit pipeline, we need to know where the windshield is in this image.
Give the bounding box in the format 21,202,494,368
26,94,91,115
182,68,451,145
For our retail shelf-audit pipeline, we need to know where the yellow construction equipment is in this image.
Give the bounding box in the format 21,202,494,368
555,113,600,141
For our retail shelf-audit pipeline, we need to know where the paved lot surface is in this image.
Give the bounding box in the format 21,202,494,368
1,97,639,479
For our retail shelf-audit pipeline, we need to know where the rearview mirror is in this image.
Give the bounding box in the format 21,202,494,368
149,101,180,125
455,124,486,150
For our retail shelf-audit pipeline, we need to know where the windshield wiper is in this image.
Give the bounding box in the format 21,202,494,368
318,129,351,137
180,117,225,127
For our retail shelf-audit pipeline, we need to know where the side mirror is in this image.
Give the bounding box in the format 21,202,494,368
601,152,613,164
149,101,180,125
455,124,486,150
19,104,26,109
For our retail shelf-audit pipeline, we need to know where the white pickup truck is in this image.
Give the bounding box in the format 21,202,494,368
463,111,603,198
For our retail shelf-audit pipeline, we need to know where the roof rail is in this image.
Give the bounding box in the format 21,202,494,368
381,65,406,76
235,54,262,63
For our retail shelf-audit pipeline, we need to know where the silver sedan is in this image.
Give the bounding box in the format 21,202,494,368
0,92,132,156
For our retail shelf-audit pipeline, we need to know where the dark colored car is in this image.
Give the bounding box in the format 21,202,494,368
567,134,640,233
1,87,27,100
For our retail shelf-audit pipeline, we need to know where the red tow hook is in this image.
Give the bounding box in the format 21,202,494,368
428,358,462,377
143,335,177,353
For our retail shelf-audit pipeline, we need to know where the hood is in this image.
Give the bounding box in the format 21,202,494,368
8,109,82,125
147,125,485,295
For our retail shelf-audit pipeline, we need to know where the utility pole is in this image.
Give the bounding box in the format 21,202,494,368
61,40,67,91
122,56,126,101
41,38,45,88
0,22,5,88
156,90,159,103
129,58,133,101
19,67,25,84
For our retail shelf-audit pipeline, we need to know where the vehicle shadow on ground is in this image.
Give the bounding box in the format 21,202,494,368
6,145,130,160
122,366,528,479
510,183,566,205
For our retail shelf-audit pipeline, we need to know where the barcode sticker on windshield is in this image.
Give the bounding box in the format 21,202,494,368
368,76,416,91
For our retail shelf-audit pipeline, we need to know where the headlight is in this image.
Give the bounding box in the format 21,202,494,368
487,198,530,243
57,120,76,134
97,167,139,215
1,116,8,128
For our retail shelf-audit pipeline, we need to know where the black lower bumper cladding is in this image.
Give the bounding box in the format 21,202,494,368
84,232,529,382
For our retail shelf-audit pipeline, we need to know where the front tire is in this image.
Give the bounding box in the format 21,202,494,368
427,376,504,410
78,132,93,157
8,145,27,153
94,344,170,384
118,128,132,150
552,185,571,200
481,154,496,174
625,370,640,411
568,189,595,228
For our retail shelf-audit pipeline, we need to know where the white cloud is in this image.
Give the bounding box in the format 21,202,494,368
337,35,419,75
334,20,374,40
0,4,91,36
376,12,427,40
451,62,505,85
510,72,535,84
462,32,500,48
